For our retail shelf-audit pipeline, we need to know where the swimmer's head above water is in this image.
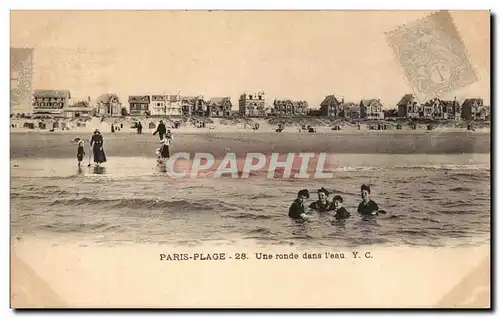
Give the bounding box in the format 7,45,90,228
317,187,329,202
332,195,343,209
297,189,310,203
361,184,371,202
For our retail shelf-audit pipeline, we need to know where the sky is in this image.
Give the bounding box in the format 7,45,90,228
10,10,490,110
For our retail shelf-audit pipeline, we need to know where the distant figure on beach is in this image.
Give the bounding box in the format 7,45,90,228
90,129,107,165
153,120,167,140
111,124,115,133
309,187,333,212
156,138,171,165
165,129,173,140
76,140,85,167
288,189,312,221
331,195,350,221
357,184,379,216
137,122,143,134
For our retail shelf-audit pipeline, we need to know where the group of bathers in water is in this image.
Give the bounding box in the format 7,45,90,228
288,185,381,221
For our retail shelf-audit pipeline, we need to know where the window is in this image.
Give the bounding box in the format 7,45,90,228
249,95,253,100
41,102,45,107
60,102,64,107
259,96,262,100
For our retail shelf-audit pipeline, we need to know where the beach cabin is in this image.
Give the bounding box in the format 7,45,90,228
23,122,35,129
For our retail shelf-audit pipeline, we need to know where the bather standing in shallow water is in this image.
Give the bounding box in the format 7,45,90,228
357,184,379,216
90,129,107,166
288,189,312,221
309,187,333,212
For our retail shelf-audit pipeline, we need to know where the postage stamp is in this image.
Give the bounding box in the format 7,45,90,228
386,10,478,102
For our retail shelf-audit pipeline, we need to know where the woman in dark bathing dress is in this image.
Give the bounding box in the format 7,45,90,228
90,129,107,165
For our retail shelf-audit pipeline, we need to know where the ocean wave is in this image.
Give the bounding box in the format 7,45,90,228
11,193,46,200
249,193,277,200
245,227,276,236
449,186,472,192
49,197,239,212
42,222,123,233
224,212,273,220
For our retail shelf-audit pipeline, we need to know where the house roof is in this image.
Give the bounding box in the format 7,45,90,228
129,95,150,103
151,95,166,101
209,97,231,106
441,100,457,107
462,98,484,107
360,99,381,106
320,95,340,107
342,102,358,107
273,100,291,105
96,93,120,104
274,100,308,108
182,96,198,102
292,101,309,108
397,94,415,106
34,90,71,99
71,101,90,108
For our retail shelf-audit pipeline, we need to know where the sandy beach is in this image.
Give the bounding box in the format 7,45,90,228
10,129,490,160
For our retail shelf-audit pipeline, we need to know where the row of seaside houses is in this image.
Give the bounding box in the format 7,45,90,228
27,89,489,121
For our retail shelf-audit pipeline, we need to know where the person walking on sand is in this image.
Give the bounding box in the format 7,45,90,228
153,120,167,140
90,129,107,166
76,140,85,167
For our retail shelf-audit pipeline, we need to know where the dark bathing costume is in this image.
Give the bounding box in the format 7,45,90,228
333,207,350,220
357,200,379,215
289,199,306,220
77,145,85,162
309,200,332,212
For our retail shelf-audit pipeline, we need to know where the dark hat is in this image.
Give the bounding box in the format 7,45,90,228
298,189,310,199
361,184,371,193
332,195,343,203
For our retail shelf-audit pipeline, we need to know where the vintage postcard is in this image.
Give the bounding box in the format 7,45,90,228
10,10,491,308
